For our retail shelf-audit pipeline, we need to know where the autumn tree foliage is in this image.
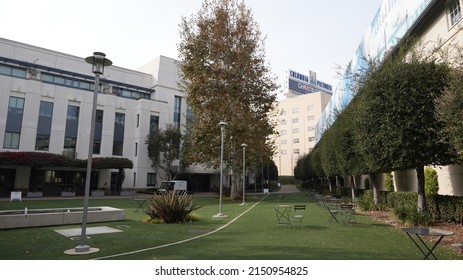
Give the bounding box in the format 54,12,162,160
178,0,278,199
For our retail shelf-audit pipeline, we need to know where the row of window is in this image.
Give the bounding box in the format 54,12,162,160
0,62,152,101
280,137,316,145
450,0,462,26
280,105,314,116
2,96,160,157
280,126,315,135
280,115,315,125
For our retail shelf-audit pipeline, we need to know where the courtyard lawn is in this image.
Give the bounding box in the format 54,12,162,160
0,192,461,260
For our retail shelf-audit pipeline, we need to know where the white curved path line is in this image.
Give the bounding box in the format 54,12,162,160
92,194,269,260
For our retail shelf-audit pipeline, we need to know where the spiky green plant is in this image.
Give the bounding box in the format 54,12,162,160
146,192,201,223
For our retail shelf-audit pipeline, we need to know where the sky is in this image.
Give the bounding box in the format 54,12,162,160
1,0,382,98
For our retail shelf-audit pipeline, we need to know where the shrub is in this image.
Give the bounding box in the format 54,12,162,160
424,167,439,194
384,172,394,192
393,204,431,226
357,190,387,211
146,192,202,223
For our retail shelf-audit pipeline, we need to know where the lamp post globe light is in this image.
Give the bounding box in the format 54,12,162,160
240,143,248,206
68,52,112,254
214,121,228,218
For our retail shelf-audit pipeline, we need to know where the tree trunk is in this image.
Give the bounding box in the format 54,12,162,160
350,175,356,202
369,173,380,205
230,170,240,200
416,165,426,214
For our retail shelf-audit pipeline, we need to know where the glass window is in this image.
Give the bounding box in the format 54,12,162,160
9,96,24,111
115,113,125,126
281,150,287,155
292,118,299,123
93,140,101,155
280,130,287,135
293,149,300,154
147,173,156,186
292,128,299,133
292,108,298,114
281,119,287,125
113,141,123,156
67,105,79,121
450,0,462,26
3,132,20,149
41,73,54,83
307,115,315,121
0,65,10,75
63,137,77,158
35,134,50,151
174,96,181,126
281,140,287,145
11,67,26,78
293,138,300,144
39,101,54,118
307,105,314,111
308,137,316,142
150,115,159,134
95,109,103,123
135,142,138,157
308,126,315,131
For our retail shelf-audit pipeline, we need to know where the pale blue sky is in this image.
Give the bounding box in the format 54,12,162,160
1,0,382,95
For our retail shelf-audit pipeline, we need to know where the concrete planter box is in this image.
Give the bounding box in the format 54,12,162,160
91,190,105,197
61,191,76,197
0,206,125,229
27,191,43,198
120,191,135,196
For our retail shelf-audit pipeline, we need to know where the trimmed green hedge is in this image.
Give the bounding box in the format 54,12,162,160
386,191,463,224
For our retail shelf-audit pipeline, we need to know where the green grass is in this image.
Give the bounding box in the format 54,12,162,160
0,192,461,260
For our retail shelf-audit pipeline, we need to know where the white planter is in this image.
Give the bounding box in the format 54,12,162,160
61,191,76,197
120,191,135,196
27,191,43,198
91,190,105,197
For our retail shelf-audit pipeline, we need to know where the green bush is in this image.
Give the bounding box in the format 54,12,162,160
384,173,394,192
357,190,388,211
424,167,439,194
393,204,431,226
146,192,202,223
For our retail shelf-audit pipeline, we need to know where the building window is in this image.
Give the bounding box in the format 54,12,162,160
293,149,300,154
292,118,299,124
63,137,77,158
147,173,157,186
35,135,50,151
133,172,137,187
281,119,287,125
174,96,181,127
36,101,54,151
308,137,316,142
307,115,314,121
281,140,287,145
307,105,314,111
293,138,300,144
280,109,287,116
136,114,140,128
3,132,20,149
292,108,298,114
150,115,159,135
0,64,27,78
308,126,315,131
280,130,287,135
3,96,25,149
113,112,125,156
135,142,138,157
66,105,79,121
292,128,299,134
281,150,287,155
450,0,462,26
93,109,103,154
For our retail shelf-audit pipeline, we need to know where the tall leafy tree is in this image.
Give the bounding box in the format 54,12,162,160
146,124,182,182
354,57,457,213
178,0,278,199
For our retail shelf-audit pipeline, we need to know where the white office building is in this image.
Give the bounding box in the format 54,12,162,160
274,69,331,176
0,37,216,197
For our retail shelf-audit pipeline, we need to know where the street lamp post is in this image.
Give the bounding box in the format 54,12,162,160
73,52,112,254
214,121,227,217
240,143,248,206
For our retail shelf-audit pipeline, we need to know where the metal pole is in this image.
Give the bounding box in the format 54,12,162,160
75,72,99,253
218,124,225,216
241,144,247,205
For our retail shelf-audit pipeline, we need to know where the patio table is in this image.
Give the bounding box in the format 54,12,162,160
401,227,454,260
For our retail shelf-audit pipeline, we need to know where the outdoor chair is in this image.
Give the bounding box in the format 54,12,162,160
339,204,357,224
291,205,306,229
326,203,340,223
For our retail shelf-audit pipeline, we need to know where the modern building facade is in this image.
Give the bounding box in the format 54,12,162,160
0,37,218,197
314,0,463,196
274,69,331,176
